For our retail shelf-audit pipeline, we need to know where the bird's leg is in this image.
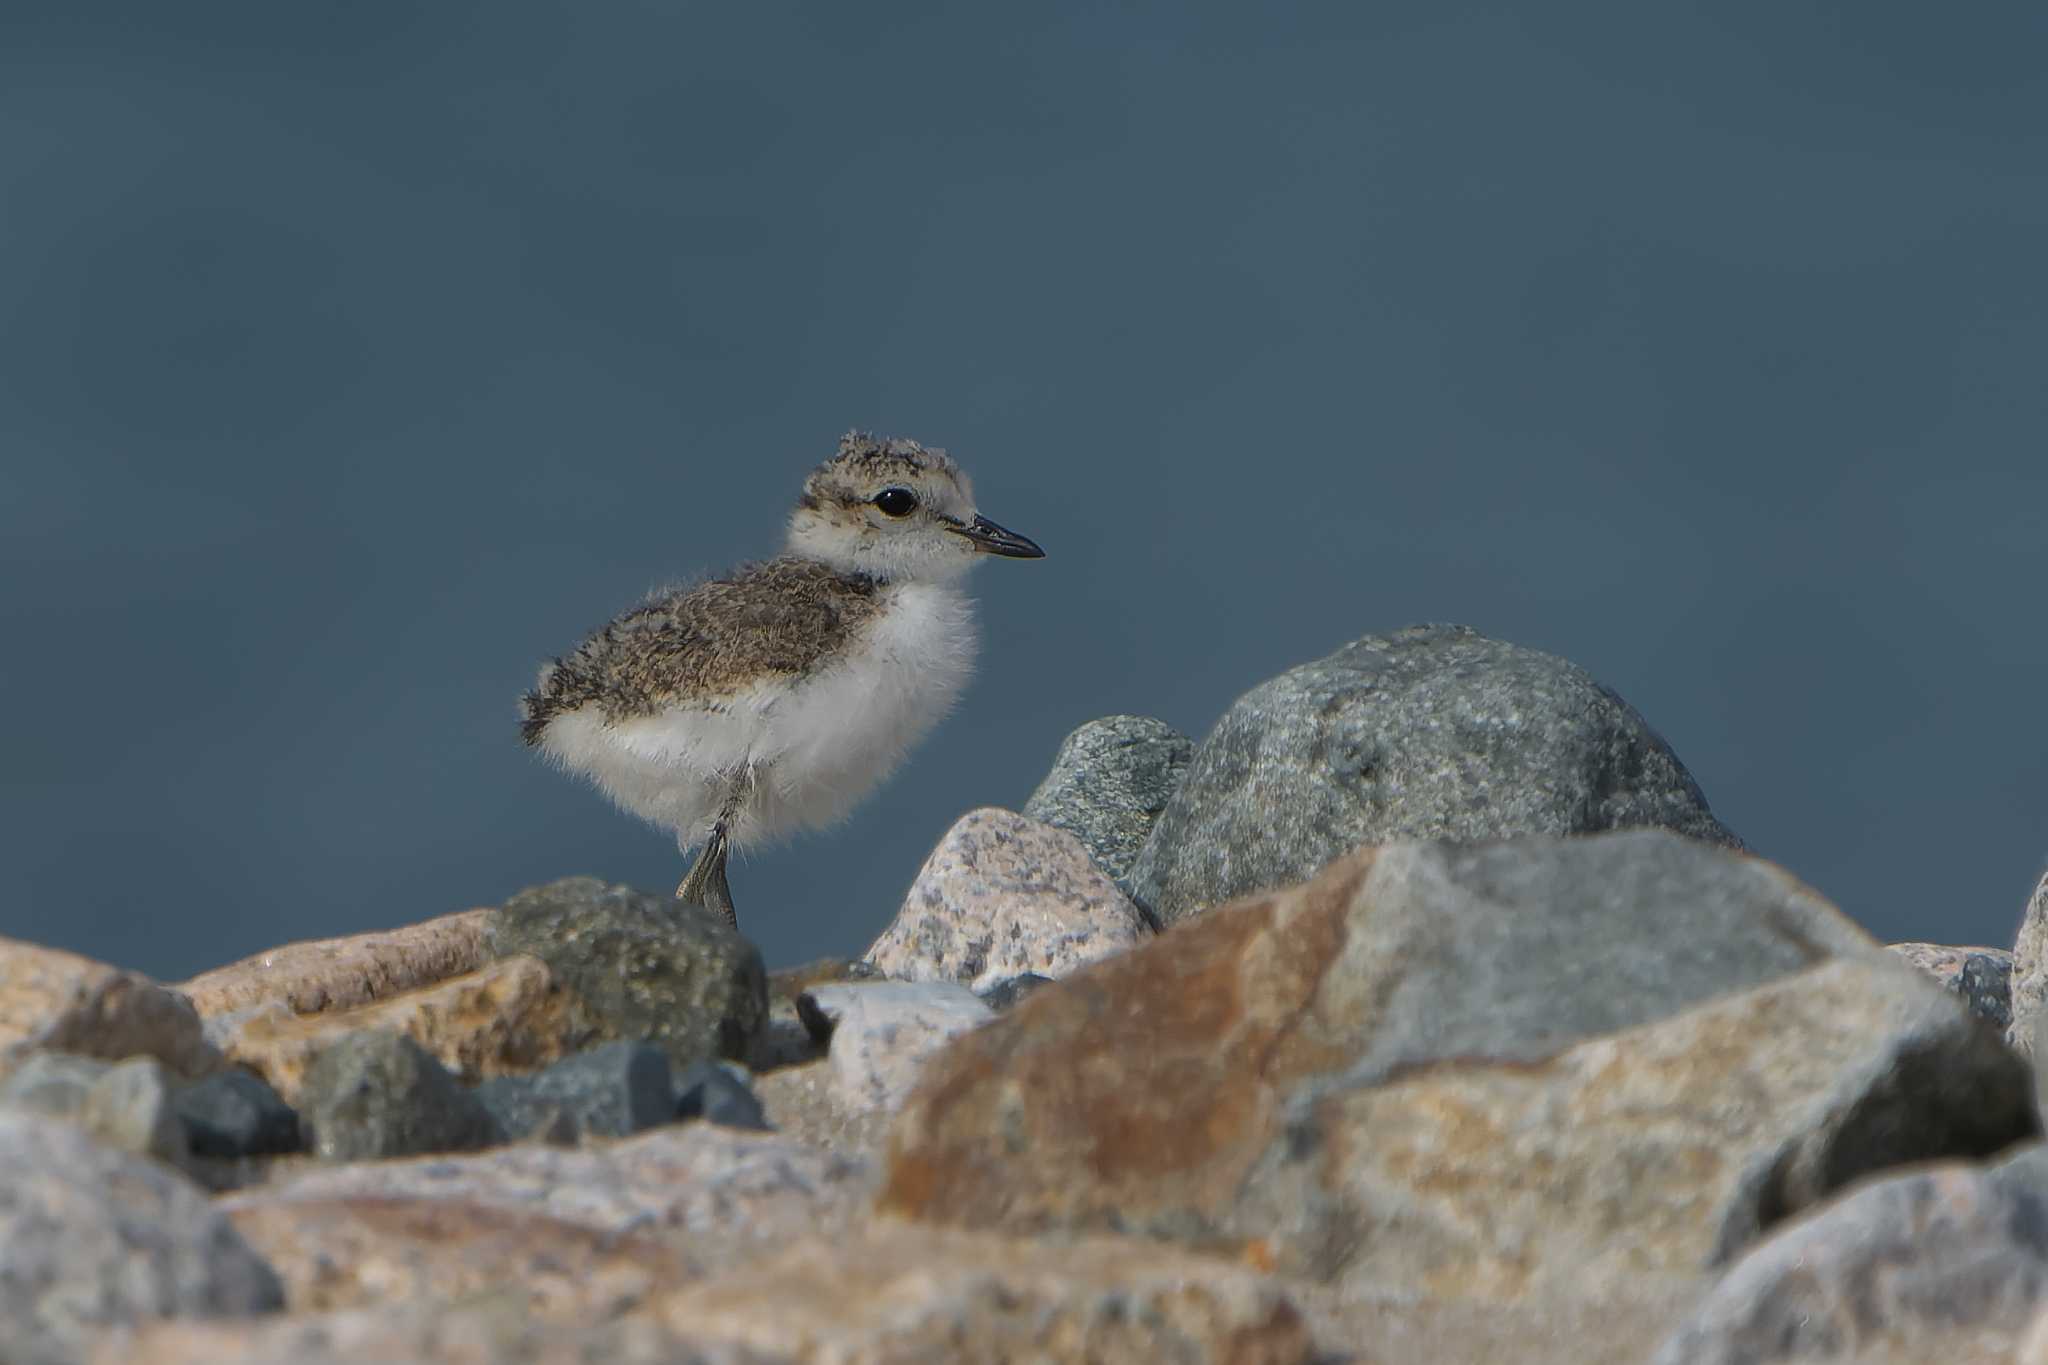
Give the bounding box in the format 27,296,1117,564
676,779,748,929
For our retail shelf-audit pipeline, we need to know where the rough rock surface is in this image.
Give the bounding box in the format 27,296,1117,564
1021,714,1193,885
296,1031,503,1160
0,937,220,1082
1127,624,1742,925
880,833,2035,1297
799,981,995,1114
177,910,492,1019
1890,941,2014,1033
474,1038,674,1142
864,808,1150,990
486,877,767,1070
2012,864,2048,1051
0,1112,283,1365
0,1052,190,1167
1654,1163,2048,1364
173,1069,302,1158
675,1060,771,1131
200,953,593,1105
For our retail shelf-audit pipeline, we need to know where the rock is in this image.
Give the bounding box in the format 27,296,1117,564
2012,865,2048,1051
473,1039,675,1142
1021,714,1193,885
799,981,994,1114
0,937,220,1082
235,1121,873,1261
172,1069,302,1158
0,1052,190,1166
486,877,767,1071
978,972,1055,1012
674,1060,770,1132
1126,624,1741,925
647,1223,1313,1363
880,833,2037,1300
0,1111,283,1365
864,808,1151,990
177,909,491,1019
1890,941,2014,1032
1653,1164,2048,1364
203,954,599,1106
220,1195,704,1320
296,1031,504,1160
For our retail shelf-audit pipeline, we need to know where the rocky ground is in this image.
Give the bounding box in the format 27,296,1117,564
5,622,2048,1363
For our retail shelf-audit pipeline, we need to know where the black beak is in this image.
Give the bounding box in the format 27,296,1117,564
947,514,1045,559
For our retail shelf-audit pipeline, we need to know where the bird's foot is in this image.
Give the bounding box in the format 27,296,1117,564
676,833,738,929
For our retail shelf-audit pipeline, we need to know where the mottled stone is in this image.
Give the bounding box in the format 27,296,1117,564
173,1069,301,1158
1127,624,1741,925
800,981,994,1114
0,1052,190,1166
96,1307,752,1365
1022,714,1193,885
0,937,220,1082
296,1031,503,1160
177,909,491,1019
880,833,2036,1299
675,1060,770,1132
1654,1164,2048,1364
474,1039,674,1142
864,808,1150,991
204,954,599,1106
486,877,767,1071
1890,941,2014,1032
978,972,1055,1012
2012,865,2048,1051
0,1112,283,1365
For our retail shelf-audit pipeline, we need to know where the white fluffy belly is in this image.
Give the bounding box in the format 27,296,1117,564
536,583,978,849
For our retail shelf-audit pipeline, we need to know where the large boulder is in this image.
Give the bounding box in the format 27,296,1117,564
1021,714,1193,886
1127,624,1741,925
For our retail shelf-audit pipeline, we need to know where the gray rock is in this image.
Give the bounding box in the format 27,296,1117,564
800,982,994,1114
0,1111,282,1365
2011,865,2048,1051
977,973,1055,1012
1889,941,2014,1033
1128,623,1741,925
173,1069,302,1158
1022,715,1193,886
296,1030,503,1160
1654,1164,2048,1364
675,1059,771,1131
486,876,768,1070
0,1052,189,1167
473,1039,674,1142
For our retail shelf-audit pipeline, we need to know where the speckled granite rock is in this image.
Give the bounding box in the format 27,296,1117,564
0,1111,283,1365
296,1031,503,1160
880,833,2035,1299
864,808,1150,990
799,981,994,1114
486,877,767,1071
0,937,220,1083
1890,941,2014,1033
1127,624,1742,925
1654,1163,2048,1364
2010,865,2048,1051
1022,714,1193,885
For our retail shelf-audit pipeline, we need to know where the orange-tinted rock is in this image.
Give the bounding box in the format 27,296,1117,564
177,910,491,1019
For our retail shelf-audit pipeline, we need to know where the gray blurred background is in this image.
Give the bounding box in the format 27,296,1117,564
4,2,2044,980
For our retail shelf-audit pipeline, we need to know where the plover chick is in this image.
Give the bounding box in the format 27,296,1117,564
518,432,1044,929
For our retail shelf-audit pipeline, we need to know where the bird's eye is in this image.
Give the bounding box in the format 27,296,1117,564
872,487,918,518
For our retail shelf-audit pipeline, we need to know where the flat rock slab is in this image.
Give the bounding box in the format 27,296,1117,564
0,1112,283,1365
1021,714,1193,885
205,954,594,1104
880,833,2036,1298
1655,1163,2048,1364
800,981,994,1114
864,808,1150,991
177,909,492,1019
0,937,220,1082
1127,623,1741,925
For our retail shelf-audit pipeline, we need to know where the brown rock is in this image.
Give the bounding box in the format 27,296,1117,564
178,909,492,1019
879,834,2034,1299
224,1195,702,1319
865,808,1151,990
207,955,597,1104
0,938,219,1082
646,1222,1313,1363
